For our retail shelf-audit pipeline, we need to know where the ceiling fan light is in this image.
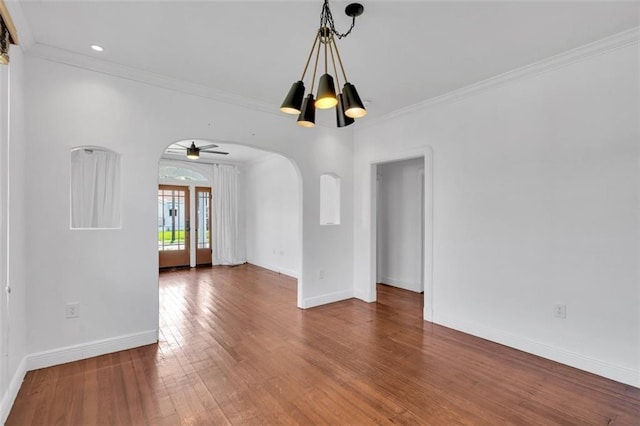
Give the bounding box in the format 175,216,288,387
186,142,200,159
336,93,354,128
280,81,306,114
297,94,316,128
315,73,338,109
343,82,367,119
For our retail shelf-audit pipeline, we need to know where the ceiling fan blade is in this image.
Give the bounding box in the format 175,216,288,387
200,150,229,155
198,143,219,150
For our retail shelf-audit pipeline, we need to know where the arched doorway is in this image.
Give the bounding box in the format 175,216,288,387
157,139,304,303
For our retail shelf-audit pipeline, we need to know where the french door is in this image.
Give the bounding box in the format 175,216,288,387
158,185,190,268
195,187,212,265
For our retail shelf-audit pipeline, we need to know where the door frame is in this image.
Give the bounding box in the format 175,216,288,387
369,147,434,321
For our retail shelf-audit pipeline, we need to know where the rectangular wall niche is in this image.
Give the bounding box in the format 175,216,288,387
320,173,340,225
70,147,122,229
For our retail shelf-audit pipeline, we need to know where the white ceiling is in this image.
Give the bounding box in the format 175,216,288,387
11,0,640,161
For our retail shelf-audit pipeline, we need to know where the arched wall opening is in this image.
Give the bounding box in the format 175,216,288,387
22,53,356,376
156,138,304,306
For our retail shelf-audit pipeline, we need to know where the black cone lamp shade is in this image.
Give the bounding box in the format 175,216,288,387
280,81,306,114
336,93,354,127
315,73,338,109
342,82,367,118
297,94,316,127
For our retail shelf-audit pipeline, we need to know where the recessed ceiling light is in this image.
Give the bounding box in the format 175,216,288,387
90,45,104,52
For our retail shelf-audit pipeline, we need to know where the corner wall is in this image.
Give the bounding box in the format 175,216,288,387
242,154,301,278
0,46,28,423
353,41,640,386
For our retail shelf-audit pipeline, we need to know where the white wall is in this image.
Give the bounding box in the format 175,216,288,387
354,42,639,386
23,53,354,368
377,157,424,292
0,46,28,422
242,154,300,278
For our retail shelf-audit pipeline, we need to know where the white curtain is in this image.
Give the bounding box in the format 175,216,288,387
70,148,121,228
212,164,243,265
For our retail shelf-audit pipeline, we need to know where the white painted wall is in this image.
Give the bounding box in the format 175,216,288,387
23,54,354,368
242,154,300,278
0,46,28,422
377,157,424,292
354,42,640,386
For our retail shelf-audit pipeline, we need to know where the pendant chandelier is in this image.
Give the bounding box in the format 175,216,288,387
280,0,367,128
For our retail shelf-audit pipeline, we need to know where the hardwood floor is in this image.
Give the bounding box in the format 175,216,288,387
7,264,640,425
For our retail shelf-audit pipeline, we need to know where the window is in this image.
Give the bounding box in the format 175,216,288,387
159,165,207,182
320,173,340,225
70,147,121,229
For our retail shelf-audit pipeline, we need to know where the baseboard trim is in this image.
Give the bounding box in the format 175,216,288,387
423,306,433,322
27,329,158,371
434,314,640,388
379,276,422,293
247,260,299,279
302,289,353,309
0,356,27,424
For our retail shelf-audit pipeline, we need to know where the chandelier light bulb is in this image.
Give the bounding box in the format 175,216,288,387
315,73,338,109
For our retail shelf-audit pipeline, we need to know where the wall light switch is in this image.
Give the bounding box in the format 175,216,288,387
553,304,566,319
66,302,80,319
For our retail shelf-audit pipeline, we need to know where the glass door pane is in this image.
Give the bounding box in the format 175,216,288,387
158,185,190,268
196,187,212,265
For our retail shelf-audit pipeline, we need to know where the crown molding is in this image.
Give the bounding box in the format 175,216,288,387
26,42,343,128
25,26,639,132
362,26,640,129
27,43,284,115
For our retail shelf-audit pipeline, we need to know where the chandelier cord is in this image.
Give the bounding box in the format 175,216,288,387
320,0,356,40
330,32,349,83
300,31,320,81
309,33,322,93
328,40,341,89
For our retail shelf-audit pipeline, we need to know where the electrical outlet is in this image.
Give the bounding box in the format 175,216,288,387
319,270,324,279
553,304,566,319
66,302,80,319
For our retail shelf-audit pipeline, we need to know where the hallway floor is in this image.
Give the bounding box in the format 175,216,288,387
7,264,640,424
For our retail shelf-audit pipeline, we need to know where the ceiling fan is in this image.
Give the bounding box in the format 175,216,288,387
165,141,229,160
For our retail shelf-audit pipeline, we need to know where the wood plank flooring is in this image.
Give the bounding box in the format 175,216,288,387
7,264,640,425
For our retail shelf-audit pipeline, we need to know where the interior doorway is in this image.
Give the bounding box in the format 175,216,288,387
370,149,433,321
376,157,425,294
157,141,304,306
